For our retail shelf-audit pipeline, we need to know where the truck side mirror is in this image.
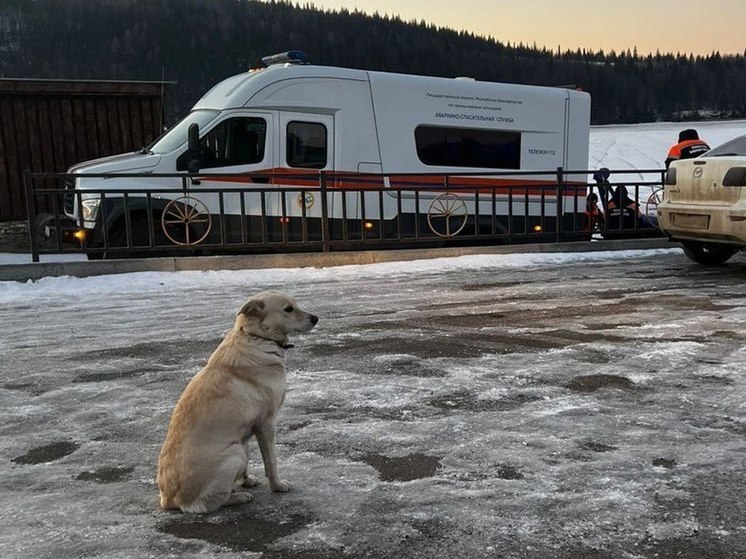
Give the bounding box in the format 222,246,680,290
187,123,202,174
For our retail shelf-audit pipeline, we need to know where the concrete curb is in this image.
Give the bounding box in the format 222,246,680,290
0,238,679,282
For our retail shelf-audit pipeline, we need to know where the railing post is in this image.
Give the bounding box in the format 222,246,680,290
320,171,330,253
555,166,564,242
24,171,40,263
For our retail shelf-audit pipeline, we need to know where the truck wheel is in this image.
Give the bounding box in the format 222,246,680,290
101,214,170,258
682,241,738,266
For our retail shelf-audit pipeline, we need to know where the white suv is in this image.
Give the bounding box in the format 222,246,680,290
658,134,746,265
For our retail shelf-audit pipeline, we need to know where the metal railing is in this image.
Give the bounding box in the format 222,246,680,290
24,168,666,262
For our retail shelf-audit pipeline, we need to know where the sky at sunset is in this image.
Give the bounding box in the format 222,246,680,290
280,0,745,56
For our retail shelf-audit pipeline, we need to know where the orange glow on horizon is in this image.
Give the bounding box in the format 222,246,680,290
273,0,746,57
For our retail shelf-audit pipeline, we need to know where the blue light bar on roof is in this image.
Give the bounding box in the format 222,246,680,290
261,50,309,66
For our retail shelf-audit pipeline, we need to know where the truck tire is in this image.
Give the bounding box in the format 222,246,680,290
99,214,171,258
682,241,738,266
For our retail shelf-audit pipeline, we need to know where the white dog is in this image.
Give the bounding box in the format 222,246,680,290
157,290,318,513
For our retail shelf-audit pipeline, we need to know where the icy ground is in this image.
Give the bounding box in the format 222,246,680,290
2,248,746,558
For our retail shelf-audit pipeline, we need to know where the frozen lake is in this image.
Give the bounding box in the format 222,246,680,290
2,248,746,558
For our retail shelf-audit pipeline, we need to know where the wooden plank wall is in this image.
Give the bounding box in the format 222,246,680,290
0,80,167,221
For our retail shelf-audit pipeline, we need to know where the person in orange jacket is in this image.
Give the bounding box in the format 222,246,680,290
665,129,710,169
585,191,604,231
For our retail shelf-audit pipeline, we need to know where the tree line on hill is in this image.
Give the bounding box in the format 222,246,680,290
1,0,745,126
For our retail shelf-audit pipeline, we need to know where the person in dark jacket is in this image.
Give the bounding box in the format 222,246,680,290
592,167,612,207
608,184,658,229
665,129,710,169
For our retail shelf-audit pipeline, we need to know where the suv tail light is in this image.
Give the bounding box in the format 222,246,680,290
723,167,746,187
665,167,677,186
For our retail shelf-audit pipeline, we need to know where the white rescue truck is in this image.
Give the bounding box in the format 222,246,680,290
63,51,591,250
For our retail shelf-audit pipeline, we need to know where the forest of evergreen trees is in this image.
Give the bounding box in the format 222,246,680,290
1,0,745,125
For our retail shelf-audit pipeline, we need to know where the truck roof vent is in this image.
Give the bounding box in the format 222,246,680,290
455,76,476,81
261,50,309,66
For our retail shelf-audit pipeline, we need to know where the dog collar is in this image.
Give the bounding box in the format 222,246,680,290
249,334,293,351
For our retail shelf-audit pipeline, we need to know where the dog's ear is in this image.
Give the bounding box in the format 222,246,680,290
238,299,265,319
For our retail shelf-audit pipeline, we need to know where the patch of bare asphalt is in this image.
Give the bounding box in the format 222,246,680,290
695,374,734,385
11,441,80,465
652,458,676,469
639,470,746,559
308,337,490,359
449,463,525,482
366,355,447,378
72,369,150,383
565,374,635,393
574,347,614,364
76,465,135,483
460,280,531,292
313,328,643,361
496,464,525,480
580,441,618,453
417,299,503,311
157,512,312,553
390,292,739,333
69,339,221,364
426,388,541,412
1,382,48,396
686,414,746,436
622,294,739,313
711,329,746,341
361,453,442,482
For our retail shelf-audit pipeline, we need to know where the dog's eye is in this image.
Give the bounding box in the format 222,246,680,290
284,306,294,313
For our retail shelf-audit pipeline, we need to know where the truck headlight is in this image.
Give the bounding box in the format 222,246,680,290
81,198,101,221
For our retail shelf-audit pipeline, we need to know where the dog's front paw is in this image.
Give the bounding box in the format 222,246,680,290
241,474,260,488
226,491,254,507
270,479,292,492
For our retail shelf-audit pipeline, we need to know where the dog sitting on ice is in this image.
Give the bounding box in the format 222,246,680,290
157,290,318,513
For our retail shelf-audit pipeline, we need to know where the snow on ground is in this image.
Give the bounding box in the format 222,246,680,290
2,248,746,558
2,122,746,557
0,249,676,304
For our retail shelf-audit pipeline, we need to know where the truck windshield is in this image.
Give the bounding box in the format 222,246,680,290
147,110,220,154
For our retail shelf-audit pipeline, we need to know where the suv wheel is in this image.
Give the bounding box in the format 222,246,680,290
682,241,738,266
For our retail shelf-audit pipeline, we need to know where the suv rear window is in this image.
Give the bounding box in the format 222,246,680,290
706,134,746,157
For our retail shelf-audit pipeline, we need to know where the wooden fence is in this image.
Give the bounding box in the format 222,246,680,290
0,79,170,221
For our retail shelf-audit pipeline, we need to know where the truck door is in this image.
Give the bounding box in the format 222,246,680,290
189,111,275,183
277,112,335,222
178,111,275,241
280,113,334,173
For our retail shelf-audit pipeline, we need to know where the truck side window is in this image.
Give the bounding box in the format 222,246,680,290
176,117,266,171
286,121,327,169
415,125,521,169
